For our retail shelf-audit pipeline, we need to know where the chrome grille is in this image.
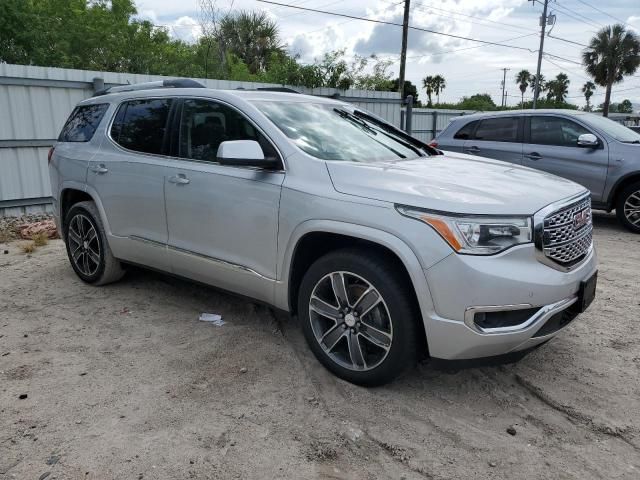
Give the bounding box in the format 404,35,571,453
542,196,593,266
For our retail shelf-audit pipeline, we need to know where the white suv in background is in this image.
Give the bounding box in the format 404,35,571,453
49,80,598,385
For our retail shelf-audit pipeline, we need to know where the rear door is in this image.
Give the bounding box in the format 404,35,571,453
463,115,524,164
87,97,175,270
522,115,608,201
436,119,478,153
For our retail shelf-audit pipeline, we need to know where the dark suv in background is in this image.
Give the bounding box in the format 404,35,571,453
433,110,640,232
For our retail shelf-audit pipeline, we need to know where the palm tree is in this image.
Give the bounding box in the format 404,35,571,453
515,69,531,107
433,75,446,104
422,75,435,106
218,10,285,74
529,73,546,96
582,81,596,111
583,24,640,117
545,73,570,103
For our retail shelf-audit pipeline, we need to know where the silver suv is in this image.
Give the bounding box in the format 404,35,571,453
433,110,640,232
49,81,598,386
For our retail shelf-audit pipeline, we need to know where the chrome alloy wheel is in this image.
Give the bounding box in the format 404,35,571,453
308,271,393,371
624,190,640,227
68,214,101,277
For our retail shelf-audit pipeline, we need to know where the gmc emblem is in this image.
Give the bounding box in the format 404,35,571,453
574,208,590,230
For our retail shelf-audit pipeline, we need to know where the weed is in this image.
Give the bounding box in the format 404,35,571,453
31,232,49,247
20,242,36,254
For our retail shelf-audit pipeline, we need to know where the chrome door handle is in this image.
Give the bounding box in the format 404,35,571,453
168,174,190,185
90,164,108,174
525,152,542,161
464,146,480,153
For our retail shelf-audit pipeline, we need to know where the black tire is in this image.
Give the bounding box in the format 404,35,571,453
298,248,420,386
616,181,640,233
64,201,125,285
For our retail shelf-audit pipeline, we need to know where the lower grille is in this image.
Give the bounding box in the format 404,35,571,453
533,307,579,337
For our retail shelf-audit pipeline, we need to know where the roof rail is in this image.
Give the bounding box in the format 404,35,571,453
93,79,206,97
235,87,300,94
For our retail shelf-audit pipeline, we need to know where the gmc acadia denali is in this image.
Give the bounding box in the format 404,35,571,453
49,80,598,385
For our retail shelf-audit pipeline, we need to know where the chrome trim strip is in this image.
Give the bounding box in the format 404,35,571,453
533,191,592,272
464,296,578,335
129,235,166,248
168,244,275,281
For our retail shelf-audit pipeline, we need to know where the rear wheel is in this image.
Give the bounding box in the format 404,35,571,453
616,181,640,233
64,201,125,285
298,249,420,386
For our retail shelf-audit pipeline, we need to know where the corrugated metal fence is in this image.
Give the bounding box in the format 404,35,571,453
0,63,404,217
401,108,476,143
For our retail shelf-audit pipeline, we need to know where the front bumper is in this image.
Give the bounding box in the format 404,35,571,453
422,243,597,360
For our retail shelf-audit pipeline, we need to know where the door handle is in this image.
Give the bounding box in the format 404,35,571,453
168,174,190,185
90,164,108,174
464,146,480,153
525,152,542,161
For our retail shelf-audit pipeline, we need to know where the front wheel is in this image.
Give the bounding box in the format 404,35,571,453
298,249,420,386
616,181,640,233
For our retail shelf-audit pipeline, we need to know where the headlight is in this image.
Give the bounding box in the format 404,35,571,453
396,206,532,255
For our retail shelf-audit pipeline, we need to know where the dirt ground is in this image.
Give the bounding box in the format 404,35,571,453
1,211,639,480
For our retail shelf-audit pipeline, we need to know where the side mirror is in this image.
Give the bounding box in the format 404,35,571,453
216,140,279,169
577,133,599,148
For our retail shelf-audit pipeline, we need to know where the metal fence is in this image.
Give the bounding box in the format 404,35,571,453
401,107,476,143
0,63,402,217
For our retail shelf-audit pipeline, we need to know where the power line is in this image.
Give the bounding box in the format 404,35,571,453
547,33,589,48
256,0,537,53
572,0,630,27
405,33,538,60
551,1,603,30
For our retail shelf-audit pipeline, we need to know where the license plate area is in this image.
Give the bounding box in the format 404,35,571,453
576,271,597,313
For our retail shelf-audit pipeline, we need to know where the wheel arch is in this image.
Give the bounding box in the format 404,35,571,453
279,220,436,351
607,172,640,210
59,184,112,236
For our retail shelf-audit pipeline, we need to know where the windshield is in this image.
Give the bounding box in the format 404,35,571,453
253,101,428,161
583,113,640,143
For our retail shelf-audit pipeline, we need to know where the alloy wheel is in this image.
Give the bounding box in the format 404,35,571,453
68,214,101,277
623,190,640,227
308,271,393,371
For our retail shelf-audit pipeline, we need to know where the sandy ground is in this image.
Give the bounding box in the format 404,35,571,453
1,211,639,480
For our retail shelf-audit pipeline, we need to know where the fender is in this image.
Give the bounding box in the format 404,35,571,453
60,181,112,237
274,219,439,342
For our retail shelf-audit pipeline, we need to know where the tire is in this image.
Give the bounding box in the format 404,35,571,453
64,201,125,285
298,248,420,386
616,181,640,233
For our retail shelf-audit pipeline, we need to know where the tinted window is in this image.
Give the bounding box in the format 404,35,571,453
474,117,519,142
178,99,279,163
111,99,172,154
58,104,109,142
453,120,477,140
530,116,591,147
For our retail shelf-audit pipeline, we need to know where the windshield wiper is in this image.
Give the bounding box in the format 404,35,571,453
334,108,407,158
622,140,640,144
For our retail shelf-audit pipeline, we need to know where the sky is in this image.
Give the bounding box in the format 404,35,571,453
134,0,640,109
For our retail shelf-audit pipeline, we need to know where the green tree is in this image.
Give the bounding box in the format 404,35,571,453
457,93,497,111
515,70,531,107
529,73,546,95
618,99,633,113
389,78,419,104
583,24,640,117
582,81,596,111
432,74,446,104
218,10,284,75
546,73,570,103
422,75,435,106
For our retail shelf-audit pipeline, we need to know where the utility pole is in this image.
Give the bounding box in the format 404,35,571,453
532,0,549,109
398,0,411,99
500,68,509,107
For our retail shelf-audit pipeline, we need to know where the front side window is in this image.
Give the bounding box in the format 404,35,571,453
453,120,477,140
473,117,519,142
530,116,591,147
253,101,427,162
178,99,278,163
110,98,172,155
58,103,109,142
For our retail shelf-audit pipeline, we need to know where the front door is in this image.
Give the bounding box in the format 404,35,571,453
522,115,609,202
164,98,284,304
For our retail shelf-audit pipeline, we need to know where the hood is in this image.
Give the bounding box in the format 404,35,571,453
326,151,587,215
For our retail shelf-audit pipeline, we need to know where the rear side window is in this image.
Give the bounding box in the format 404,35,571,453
473,117,519,142
453,120,477,139
110,98,172,155
58,104,109,142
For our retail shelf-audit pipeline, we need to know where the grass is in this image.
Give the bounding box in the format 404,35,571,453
20,242,36,254
31,232,49,247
